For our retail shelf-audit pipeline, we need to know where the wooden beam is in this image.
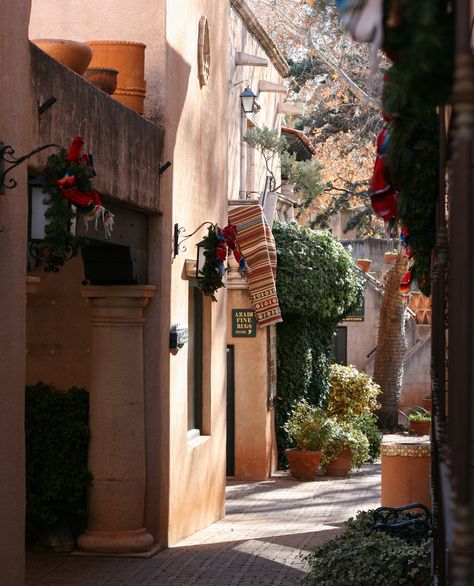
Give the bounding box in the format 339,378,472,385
258,80,287,93
277,102,303,115
235,52,268,67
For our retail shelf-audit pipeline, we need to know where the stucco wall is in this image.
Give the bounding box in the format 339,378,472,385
343,282,382,371
29,0,166,123
400,331,431,412
159,0,229,546
30,45,164,211
228,6,285,200
26,45,164,392
227,289,275,480
0,1,31,583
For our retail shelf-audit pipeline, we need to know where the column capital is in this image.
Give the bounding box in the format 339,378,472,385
81,285,157,309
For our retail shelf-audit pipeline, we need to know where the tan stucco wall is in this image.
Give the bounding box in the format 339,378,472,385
160,0,229,545
0,1,31,583
228,7,285,200
26,45,164,391
400,331,431,412
227,289,275,480
29,0,166,124
344,284,382,372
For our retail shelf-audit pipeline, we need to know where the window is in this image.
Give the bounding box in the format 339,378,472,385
187,285,203,432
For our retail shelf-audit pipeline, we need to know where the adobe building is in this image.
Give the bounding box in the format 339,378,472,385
27,0,289,553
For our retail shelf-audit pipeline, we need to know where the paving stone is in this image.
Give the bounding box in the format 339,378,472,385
26,463,380,585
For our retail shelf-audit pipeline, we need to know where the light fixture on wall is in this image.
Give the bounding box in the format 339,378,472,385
28,177,77,273
173,221,215,262
239,86,257,113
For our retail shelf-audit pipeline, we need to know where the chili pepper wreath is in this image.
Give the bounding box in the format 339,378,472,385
36,135,114,272
197,224,247,301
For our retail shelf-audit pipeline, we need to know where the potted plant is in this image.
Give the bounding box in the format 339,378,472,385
321,420,370,477
284,399,330,480
408,409,431,436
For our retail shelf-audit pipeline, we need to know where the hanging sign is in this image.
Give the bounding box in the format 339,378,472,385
343,298,365,322
232,309,257,337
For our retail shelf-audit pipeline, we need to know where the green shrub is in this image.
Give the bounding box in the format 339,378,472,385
273,223,364,464
303,510,432,586
348,412,382,462
326,364,381,420
273,222,364,320
321,420,370,469
25,382,91,530
284,399,330,451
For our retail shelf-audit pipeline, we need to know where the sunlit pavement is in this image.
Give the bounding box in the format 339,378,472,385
27,463,381,585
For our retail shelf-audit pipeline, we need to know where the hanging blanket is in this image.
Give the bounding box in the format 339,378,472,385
228,204,282,327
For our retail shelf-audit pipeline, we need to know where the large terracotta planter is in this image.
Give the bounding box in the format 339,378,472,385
324,449,352,477
87,40,146,92
286,448,321,481
113,88,145,114
381,442,431,509
32,39,93,74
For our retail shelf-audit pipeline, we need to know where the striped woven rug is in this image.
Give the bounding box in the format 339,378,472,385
228,204,282,327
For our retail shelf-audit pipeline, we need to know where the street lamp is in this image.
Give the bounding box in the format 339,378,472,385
195,239,207,278
239,86,257,113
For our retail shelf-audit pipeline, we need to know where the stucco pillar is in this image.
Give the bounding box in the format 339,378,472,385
78,285,156,553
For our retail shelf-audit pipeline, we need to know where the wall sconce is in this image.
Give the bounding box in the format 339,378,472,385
0,141,63,194
240,86,257,113
28,177,77,273
173,221,214,262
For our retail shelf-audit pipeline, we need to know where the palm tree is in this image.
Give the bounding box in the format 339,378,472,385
373,254,408,429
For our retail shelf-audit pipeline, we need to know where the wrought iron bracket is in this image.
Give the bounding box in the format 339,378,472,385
28,240,76,273
0,141,63,194
173,221,214,258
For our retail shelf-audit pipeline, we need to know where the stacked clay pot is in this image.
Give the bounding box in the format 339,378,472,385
87,40,146,113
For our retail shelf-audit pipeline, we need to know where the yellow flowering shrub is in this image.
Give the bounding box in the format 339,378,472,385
326,364,381,420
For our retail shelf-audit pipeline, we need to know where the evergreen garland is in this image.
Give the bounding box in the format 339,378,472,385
34,148,92,270
197,225,225,301
382,0,453,295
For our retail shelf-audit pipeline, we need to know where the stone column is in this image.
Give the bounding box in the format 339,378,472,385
78,285,156,553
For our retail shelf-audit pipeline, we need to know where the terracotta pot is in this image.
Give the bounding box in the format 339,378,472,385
84,67,118,94
113,88,145,114
87,40,146,92
32,39,93,74
422,398,432,413
356,259,372,272
286,448,321,481
384,251,398,265
408,291,422,311
324,449,352,477
409,420,431,436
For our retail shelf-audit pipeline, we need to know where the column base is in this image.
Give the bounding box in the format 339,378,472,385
77,528,154,554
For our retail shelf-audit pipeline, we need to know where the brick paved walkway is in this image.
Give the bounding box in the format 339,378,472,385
26,463,381,586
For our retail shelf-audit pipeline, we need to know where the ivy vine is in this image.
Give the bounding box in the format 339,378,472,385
273,222,364,463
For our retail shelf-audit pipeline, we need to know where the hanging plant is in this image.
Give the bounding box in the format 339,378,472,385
32,136,114,272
